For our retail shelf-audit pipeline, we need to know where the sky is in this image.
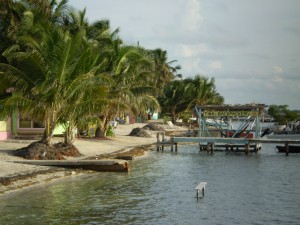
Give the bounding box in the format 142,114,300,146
69,0,300,110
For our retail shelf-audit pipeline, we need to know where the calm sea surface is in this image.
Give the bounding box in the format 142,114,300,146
0,143,300,225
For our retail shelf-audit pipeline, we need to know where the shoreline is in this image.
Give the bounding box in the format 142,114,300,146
0,146,152,196
0,123,163,196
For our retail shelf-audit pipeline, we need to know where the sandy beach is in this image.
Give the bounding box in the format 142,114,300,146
0,123,168,195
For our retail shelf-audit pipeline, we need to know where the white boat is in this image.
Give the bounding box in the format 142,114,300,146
204,118,229,128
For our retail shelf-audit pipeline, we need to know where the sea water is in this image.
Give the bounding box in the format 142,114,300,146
0,144,300,225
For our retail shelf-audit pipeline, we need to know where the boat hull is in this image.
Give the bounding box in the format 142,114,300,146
276,145,300,153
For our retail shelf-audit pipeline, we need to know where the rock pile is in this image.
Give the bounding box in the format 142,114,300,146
129,128,152,138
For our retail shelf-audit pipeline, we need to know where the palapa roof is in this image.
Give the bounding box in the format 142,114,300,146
195,104,266,112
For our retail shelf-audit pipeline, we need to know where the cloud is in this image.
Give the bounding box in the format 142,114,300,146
209,60,222,70
271,75,283,83
180,0,203,32
273,66,283,74
175,43,208,57
68,0,300,109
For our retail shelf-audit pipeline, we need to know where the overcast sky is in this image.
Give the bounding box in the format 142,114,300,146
69,0,300,110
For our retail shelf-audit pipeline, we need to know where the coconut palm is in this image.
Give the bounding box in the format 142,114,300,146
159,79,191,123
93,44,160,137
0,6,109,145
150,48,181,93
187,75,224,108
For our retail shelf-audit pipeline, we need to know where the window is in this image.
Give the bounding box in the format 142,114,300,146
19,118,32,128
19,118,44,128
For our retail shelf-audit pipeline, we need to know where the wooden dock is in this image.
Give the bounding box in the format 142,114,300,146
10,159,130,172
156,135,300,156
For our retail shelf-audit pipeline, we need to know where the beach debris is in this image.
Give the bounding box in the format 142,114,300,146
14,141,81,160
129,128,152,138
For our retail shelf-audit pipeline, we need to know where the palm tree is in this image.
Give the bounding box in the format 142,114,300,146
0,6,109,145
159,79,191,123
93,44,159,138
150,48,181,93
0,0,163,142
187,75,224,108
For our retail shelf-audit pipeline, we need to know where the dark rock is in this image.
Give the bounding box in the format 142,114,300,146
129,128,152,138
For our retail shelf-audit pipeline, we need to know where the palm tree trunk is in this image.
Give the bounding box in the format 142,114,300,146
95,115,108,138
171,108,176,124
41,112,57,146
64,121,74,146
41,120,56,146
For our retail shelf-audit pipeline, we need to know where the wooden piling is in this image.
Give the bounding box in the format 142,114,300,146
245,143,250,155
285,142,289,156
211,143,214,154
206,143,210,154
156,133,160,151
254,144,258,154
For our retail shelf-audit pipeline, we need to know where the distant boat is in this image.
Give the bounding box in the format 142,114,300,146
225,130,254,138
266,133,300,139
204,118,229,128
276,145,300,153
188,118,229,128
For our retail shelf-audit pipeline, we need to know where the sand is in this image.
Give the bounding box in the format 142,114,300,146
0,122,189,195
0,123,164,195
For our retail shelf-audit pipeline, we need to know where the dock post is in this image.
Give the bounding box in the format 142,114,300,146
175,142,178,151
156,133,160,151
245,143,250,155
196,189,205,198
211,143,214,154
254,144,258,154
206,143,210,154
285,142,289,156
162,132,165,151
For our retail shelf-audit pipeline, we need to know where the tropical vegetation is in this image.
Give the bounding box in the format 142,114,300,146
267,105,299,125
0,0,224,149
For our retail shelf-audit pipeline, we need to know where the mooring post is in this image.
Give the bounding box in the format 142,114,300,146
206,143,210,154
196,188,205,198
175,142,178,151
245,143,250,155
156,133,160,151
211,143,214,154
285,142,289,156
161,132,165,151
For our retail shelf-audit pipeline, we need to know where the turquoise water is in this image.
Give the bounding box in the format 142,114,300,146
0,144,300,225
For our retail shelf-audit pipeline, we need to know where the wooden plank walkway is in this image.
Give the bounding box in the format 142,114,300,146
167,137,300,156
9,159,130,172
171,137,300,145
